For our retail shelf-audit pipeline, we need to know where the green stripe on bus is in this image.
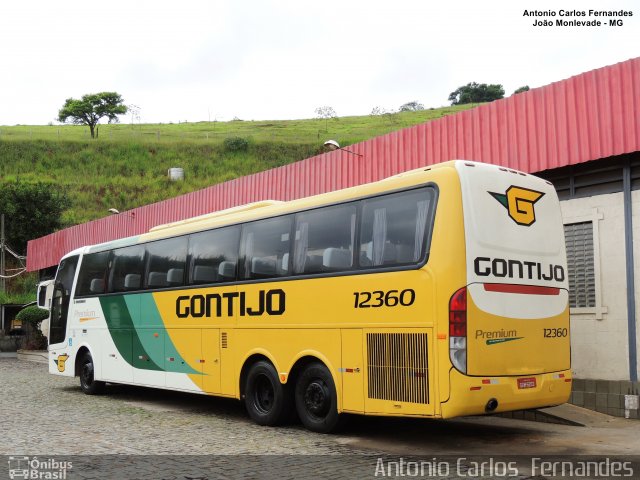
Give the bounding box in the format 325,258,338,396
137,293,199,375
99,295,163,371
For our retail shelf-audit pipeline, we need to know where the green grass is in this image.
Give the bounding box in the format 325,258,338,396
1,106,474,144
0,105,477,226
0,271,38,305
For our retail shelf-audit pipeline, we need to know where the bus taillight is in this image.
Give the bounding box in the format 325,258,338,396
449,287,467,374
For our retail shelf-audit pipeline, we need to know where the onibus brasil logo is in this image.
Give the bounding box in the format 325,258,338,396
8,456,72,479
489,186,544,226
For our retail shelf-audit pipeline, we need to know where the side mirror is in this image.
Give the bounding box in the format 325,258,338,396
36,280,55,310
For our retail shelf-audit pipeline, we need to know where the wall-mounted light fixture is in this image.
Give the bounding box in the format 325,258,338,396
108,208,136,218
323,140,363,157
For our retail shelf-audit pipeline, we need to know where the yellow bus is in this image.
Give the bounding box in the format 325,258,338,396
46,160,571,432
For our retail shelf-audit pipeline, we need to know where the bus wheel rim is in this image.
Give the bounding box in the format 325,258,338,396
304,380,330,417
253,375,274,414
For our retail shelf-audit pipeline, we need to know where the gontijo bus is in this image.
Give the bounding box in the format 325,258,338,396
45,160,571,433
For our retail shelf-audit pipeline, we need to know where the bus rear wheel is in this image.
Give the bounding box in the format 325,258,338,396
295,362,343,433
244,361,291,426
79,353,105,395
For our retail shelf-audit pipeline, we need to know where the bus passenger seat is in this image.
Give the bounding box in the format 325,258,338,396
192,265,217,283
166,268,184,286
147,271,168,288
124,274,141,290
218,261,236,280
323,248,352,269
90,278,105,294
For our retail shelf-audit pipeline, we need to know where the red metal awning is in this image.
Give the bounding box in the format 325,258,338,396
26,57,640,271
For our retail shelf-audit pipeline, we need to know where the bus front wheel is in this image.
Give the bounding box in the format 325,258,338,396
244,361,291,426
295,362,343,433
79,353,105,395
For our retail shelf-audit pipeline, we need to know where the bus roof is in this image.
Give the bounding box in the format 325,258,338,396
62,160,530,259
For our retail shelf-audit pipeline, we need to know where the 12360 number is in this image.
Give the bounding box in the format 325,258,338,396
353,289,415,308
544,328,568,338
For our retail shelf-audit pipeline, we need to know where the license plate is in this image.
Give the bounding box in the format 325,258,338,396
517,377,536,389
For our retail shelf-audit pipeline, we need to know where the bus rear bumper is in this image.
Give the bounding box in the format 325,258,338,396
440,368,572,419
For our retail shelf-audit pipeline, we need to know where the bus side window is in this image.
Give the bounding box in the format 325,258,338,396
145,237,187,289
76,251,110,296
240,216,292,280
359,188,435,268
293,203,357,275
108,246,145,293
188,225,240,285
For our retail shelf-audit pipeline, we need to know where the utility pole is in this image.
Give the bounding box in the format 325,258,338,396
0,214,5,293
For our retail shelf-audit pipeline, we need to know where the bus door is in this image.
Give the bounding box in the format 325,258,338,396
48,255,79,377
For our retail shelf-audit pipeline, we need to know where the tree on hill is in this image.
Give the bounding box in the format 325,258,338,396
448,82,505,105
513,86,530,95
0,181,70,255
58,92,128,138
315,106,337,132
399,101,424,112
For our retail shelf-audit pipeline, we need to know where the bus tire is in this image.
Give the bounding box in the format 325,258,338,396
79,353,105,395
244,361,291,426
295,362,343,433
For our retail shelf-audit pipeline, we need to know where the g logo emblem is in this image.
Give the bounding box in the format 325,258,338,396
54,353,69,372
490,186,544,226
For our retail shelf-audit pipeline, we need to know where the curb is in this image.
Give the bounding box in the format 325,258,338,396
17,350,49,364
497,408,584,426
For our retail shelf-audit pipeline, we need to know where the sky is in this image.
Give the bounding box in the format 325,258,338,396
0,0,638,125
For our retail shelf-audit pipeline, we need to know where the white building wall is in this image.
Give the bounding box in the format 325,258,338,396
560,192,630,380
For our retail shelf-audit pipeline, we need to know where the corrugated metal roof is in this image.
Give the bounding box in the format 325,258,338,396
26,57,640,271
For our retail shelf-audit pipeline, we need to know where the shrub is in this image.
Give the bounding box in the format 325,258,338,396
223,136,249,152
15,305,49,350
15,305,49,324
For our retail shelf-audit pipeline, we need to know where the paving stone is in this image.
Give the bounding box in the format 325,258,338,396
0,359,364,456
3,359,636,480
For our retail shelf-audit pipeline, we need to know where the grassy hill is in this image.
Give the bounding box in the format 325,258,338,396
0,105,476,226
